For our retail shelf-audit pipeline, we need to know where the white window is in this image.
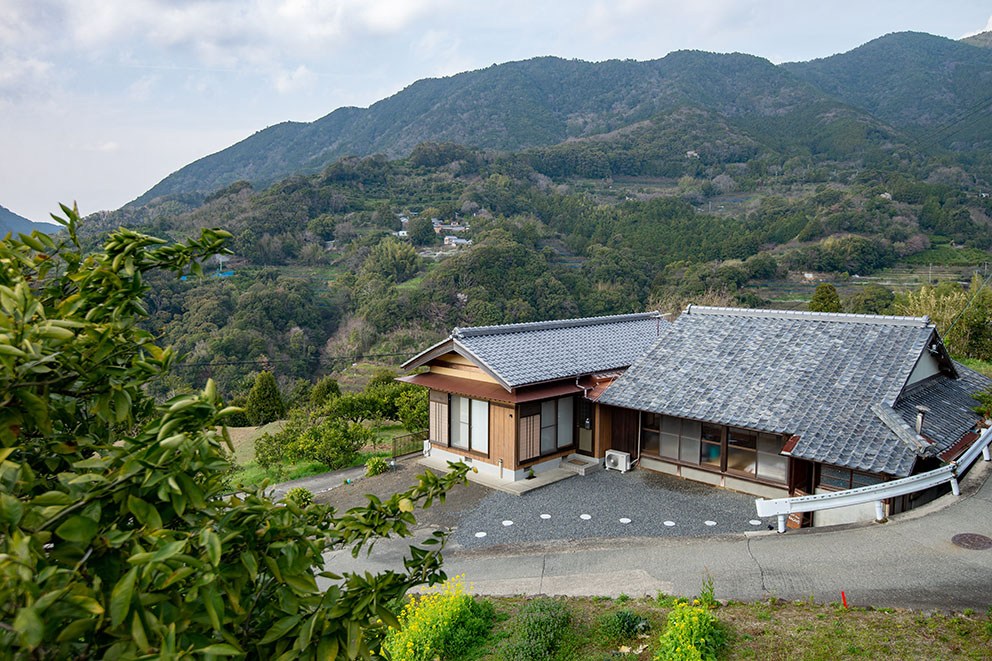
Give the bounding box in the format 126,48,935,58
448,395,489,453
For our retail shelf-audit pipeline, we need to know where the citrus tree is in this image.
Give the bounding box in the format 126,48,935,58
0,205,469,658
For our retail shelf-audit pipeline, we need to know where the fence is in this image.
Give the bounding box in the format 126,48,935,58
392,429,429,459
755,425,992,533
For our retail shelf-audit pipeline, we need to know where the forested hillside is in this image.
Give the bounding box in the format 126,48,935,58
135,31,992,204
62,28,992,404
0,203,58,235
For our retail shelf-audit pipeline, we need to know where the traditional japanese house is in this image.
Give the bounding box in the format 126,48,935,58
401,306,992,526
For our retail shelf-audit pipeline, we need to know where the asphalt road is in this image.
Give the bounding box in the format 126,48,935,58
321,460,992,610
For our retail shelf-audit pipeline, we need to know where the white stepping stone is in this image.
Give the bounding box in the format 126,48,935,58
749,519,763,526
579,514,592,520
540,514,551,520
704,520,717,526
474,532,487,538
502,520,513,527
663,520,676,527
619,517,631,524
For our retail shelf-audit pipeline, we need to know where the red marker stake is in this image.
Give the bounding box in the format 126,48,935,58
841,591,848,609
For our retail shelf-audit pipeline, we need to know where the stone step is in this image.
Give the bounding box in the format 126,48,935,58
562,455,602,476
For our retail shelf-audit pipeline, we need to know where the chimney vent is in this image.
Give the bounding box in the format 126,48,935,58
915,405,931,435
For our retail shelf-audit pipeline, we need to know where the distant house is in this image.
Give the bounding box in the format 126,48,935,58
401,307,991,526
443,235,471,246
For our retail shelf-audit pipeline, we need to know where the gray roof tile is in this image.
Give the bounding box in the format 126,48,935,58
599,306,958,476
893,362,991,453
454,312,667,388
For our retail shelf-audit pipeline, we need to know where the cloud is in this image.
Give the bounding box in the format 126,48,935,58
274,65,315,93
128,75,158,101
0,54,54,103
0,1,447,66
961,14,992,38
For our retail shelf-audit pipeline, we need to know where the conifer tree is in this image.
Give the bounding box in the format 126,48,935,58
245,370,285,425
808,283,843,313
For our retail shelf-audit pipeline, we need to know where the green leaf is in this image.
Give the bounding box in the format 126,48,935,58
0,493,23,525
66,594,105,615
127,495,163,530
149,539,187,563
346,621,360,660
56,618,97,642
13,607,43,649
55,515,98,544
375,605,400,630
198,643,243,656
284,573,317,594
259,614,302,645
110,567,137,628
316,637,339,661
202,529,221,567
240,551,258,581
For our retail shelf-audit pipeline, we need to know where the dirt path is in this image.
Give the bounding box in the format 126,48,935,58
313,456,489,530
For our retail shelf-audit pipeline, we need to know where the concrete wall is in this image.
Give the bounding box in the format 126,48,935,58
811,488,886,526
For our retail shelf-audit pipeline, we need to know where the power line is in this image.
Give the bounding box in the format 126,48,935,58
172,351,415,368
943,269,992,340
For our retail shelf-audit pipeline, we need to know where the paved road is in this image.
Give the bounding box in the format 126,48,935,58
322,460,992,610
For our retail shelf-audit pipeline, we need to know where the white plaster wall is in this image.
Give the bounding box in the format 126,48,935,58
811,488,885,526
906,351,940,386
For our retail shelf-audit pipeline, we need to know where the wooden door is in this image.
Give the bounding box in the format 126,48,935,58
609,407,639,458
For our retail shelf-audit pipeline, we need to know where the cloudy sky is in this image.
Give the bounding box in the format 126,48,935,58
2,1,991,222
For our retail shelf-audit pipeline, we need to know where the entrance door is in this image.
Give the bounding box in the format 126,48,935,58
610,407,639,458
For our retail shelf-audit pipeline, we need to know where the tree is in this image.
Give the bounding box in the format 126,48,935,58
244,370,285,425
845,283,895,315
310,375,341,408
407,214,436,246
0,206,470,658
363,238,422,283
397,388,429,433
808,283,842,313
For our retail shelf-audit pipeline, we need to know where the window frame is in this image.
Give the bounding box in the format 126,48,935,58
446,394,490,456
518,395,576,463
639,415,788,486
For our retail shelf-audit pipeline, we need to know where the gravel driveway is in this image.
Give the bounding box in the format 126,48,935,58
315,457,775,550
450,468,774,549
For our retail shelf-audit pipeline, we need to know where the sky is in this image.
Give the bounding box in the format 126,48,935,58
2,1,991,223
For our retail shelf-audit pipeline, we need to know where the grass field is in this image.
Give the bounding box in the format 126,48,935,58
466,594,992,660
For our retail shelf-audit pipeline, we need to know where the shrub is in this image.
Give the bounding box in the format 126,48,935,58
366,455,389,476
382,576,494,661
290,418,374,469
601,609,651,644
285,486,313,507
654,602,726,661
498,597,571,660
254,431,284,468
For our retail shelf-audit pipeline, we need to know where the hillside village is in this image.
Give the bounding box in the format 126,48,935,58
4,13,992,660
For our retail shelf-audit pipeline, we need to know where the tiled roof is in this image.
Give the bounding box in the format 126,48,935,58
598,306,951,476
404,312,667,389
893,362,991,454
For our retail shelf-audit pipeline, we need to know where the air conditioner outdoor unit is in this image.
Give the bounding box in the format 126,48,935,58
604,450,631,473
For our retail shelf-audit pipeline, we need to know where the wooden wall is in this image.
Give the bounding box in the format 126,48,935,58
595,404,611,458
428,390,448,445
428,352,499,384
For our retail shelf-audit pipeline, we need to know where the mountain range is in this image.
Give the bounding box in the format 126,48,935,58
0,204,58,236
134,31,992,206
